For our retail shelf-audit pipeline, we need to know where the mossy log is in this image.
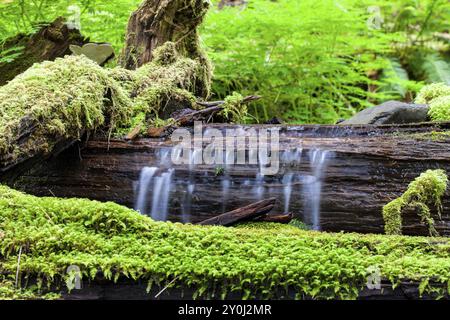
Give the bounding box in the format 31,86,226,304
6,122,450,236
0,17,88,86
120,0,212,99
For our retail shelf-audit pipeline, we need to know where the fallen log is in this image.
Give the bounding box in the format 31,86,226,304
55,277,447,300
198,198,277,226
4,123,450,236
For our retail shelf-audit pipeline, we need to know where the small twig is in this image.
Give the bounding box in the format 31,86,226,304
15,246,22,288
154,276,180,299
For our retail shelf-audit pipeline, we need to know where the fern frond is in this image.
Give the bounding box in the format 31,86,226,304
421,53,450,85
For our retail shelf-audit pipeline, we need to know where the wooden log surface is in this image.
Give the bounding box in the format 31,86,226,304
198,198,276,226
5,122,450,236
58,277,447,300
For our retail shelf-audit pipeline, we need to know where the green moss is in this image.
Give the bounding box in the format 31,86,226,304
0,55,132,167
428,95,450,122
220,92,250,123
415,83,450,122
1,185,449,300
382,169,448,236
111,42,206,137
415,83,450,105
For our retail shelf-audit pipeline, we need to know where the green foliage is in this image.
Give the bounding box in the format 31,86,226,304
382,169,448,236
0,0,142,53
0,185,450,300
419,54,450,85
202,0,394,124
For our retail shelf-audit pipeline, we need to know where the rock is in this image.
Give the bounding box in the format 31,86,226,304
340,101,429,125
264,117,284,125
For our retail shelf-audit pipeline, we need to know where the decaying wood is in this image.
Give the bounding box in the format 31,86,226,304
0,17,87,86
4,122,450,236
56,276,448,300
143,96,262,139
120,0,211,98
257,213,294,224
198,198,277,226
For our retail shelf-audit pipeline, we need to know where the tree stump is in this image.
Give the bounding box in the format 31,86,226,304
119,0,212,98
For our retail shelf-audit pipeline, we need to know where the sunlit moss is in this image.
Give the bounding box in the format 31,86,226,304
428,95,450,122
0,185,449,300
415,83,450,105
0,55,132,167
382,169,448,236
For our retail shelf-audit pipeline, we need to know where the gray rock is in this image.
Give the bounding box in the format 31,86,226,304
340,101,429,125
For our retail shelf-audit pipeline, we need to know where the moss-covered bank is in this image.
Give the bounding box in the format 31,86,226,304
383,169,448,236
0,41,211,169
0,185,449,300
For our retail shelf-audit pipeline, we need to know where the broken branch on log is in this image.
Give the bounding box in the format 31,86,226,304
198,198,277,226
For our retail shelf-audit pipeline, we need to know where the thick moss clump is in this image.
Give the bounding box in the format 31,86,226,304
382,169,448,236
0,42,213,168
415,83,450,121
220,92,250,123
110,42,206,135
1,185,449,300
0,55,131,168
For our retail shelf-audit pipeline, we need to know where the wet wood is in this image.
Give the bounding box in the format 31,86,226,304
4,122,450,236
198,198,276,226
58,276,447,300
257,213,294,224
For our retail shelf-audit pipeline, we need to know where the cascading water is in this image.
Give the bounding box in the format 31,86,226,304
135,167,158,215
133,141,331,228
150,169,174,221
302,149,330,230
282,173,294,214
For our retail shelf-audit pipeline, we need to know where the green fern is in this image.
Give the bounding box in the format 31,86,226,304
379,57,410,99
420,54,450,85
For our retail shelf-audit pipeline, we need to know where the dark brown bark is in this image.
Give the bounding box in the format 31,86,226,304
119,0,211,98
57,277,447,300
257,213,294,224
0,17,87,86
198,198,277,226
4,122,450,236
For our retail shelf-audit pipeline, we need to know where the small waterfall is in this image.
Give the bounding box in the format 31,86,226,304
135,167,158,214
150,169,174,221
302,149,330,230
282,173,294,213
221,176,231,213
134,163,174,221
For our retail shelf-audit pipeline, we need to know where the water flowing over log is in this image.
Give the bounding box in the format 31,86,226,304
198,198,276,226
4,122,450,236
